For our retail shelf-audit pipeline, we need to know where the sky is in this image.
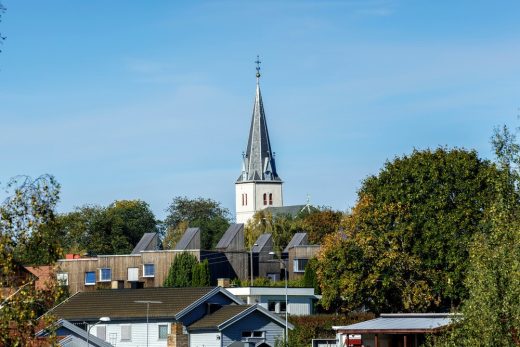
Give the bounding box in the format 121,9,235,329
1,1,520,221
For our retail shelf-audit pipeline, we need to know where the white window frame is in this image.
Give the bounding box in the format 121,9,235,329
85,271,96,285
293,258,309,273
121,324,132,341
143,263,155,277
57,272,68,286
99,268,112,282
158,324,169,340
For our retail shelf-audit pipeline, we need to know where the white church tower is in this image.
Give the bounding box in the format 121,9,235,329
236,58,283,224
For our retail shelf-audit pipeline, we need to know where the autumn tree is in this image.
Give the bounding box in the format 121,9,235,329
299,207,343,244
0,175,63,345
316,148,500,313
164,196,230,250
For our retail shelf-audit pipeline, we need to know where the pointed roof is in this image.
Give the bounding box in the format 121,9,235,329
237,62,280,182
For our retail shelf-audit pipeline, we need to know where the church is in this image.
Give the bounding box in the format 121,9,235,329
235,60,285,224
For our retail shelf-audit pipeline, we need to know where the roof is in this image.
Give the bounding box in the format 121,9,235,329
24,265,52,290
332,313,459,334
237,74,280,183
283,232,308,253
265,205,307,219
175,227,201,250
36,319,112,347
252,233,272,253
188,304,294,331
216,224,244,250
50,287,219,321
189,305,251,330
131,233,160,254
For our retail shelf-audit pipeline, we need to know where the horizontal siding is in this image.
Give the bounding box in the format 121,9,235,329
221,310,285,346
93,322,170,347
190,332,221,347
256,295,312,316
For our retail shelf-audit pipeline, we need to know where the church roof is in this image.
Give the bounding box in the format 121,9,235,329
237,63,280,183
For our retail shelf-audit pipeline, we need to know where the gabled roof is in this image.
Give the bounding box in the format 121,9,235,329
283,232,308,253
332,313,459,334
237,73,280,183
131,233,160,254
175,227,201,250
252,233,272,253
36,319,112,347
49,287,221,321
216,224,244,250
188,304,294,331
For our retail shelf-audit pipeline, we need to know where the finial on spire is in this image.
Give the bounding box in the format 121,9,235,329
255,55,261,80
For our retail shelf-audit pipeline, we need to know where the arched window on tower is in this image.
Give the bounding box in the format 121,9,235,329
269,193,273,205
263,193,267,206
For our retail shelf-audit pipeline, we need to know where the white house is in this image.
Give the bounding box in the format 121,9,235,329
225,286,318,316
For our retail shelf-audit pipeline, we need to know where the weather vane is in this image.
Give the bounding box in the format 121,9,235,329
255,55,261,78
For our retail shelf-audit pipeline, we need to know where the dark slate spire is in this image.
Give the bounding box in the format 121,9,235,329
238,57,281,182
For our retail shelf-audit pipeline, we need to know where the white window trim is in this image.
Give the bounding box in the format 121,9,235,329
85,271,96,285
143,263,155,278
99,268,112,282
293,258,308,273
121,324,132,341
158,324,169,340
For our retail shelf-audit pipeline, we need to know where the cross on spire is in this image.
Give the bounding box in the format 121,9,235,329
255,55,261,79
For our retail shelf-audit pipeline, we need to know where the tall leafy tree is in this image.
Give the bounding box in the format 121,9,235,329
316,148,500,313
0,175,63,345
165,196,230,250
299,207,343,244
58,199,158,255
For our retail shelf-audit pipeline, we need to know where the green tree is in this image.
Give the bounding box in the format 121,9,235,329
299,207,343,244
164,252,199,287
163,220,189,250
58,199,158,255
192,259,210,287
0,175,63,345
432,126,520,346
165,196,230,250
316,148,500,313
245,210,300,252
303,258,321,294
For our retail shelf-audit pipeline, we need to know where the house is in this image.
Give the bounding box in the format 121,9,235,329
46,286,292,347
225,286,318,316
252,234,279,281
332,313,459,347
282,233,321,281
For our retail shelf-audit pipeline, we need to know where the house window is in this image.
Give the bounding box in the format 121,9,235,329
121,324,132,341
279,301,287,313
268,301,286,313
268,301,276,312
294,258,309,273
57,272,68,286
158,324,169,339
269,193,273,205
143,263,155,277
96,326,106,340
99,268,112,282
263,193,267,205
85,271,95,285
128,267,139,281
242,331,265,338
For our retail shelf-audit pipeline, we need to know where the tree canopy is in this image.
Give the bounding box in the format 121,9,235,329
58,199,158,255
164,252,210,287
316,148,501,313
0,175,63,345
164,196,230,250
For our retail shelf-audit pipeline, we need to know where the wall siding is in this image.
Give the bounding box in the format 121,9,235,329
190,332,222,347
221,310,285,347
91,321,172,347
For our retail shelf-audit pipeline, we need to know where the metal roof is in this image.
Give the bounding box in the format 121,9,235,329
283,232,308,253
237,73,280,183
265,205,307,219
216,224,244,250
175,227,200,250
131,233,160,254
332,313,459,333
252,233,272,253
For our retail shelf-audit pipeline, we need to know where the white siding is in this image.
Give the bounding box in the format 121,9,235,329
190,332,221,347
93,322,170,347
256,295,312,316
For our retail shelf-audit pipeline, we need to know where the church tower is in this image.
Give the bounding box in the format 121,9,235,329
236,58,283,224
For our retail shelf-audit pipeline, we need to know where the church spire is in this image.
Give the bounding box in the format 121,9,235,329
238,57,280,182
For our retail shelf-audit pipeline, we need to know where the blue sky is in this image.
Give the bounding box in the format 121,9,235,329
1,1,519,220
